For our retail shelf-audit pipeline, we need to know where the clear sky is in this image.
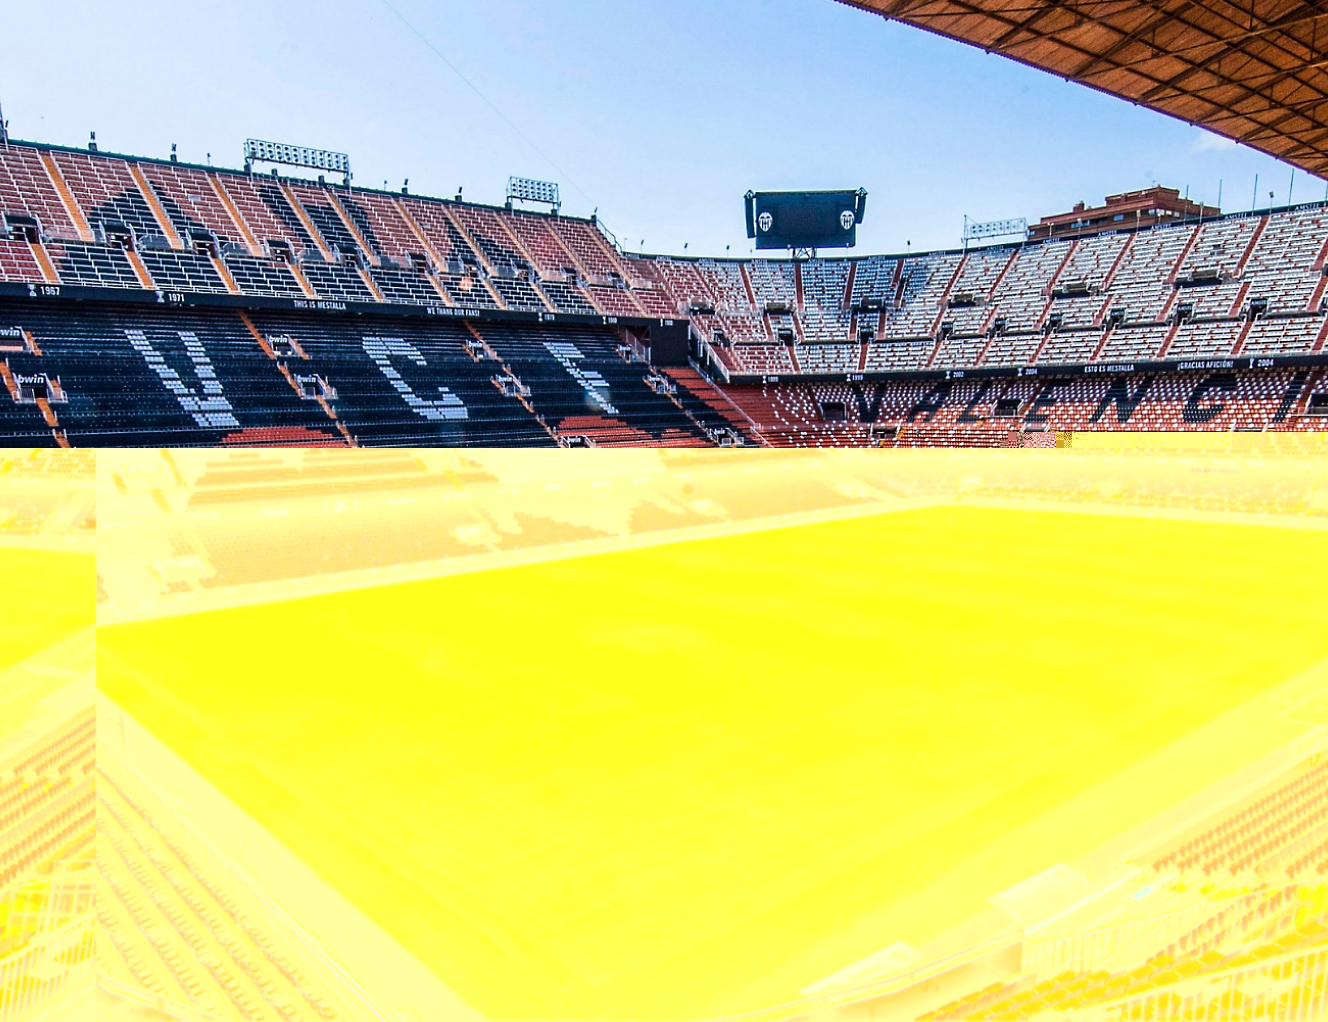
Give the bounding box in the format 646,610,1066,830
0,0,1314,257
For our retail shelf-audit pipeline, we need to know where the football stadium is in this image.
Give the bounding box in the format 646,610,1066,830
0,0,1323,1019
0,2,1322,448
87,443,1328,1022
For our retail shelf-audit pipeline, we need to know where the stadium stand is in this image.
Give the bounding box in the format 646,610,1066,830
2,137,1328,445
775,740,1328,1022
0,666,96,1022
98,750,373,1021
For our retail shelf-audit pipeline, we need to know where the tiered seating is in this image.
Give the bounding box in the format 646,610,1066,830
501,209,578,279
1180,215,1261,278
284,181,363,262
1242,315,1325,355
10,711,93,778
608,258,675,314
0,776,93,886
429,208,555,311
1095,324,1171,361
986,239,1068,331
712,313,769,346
704,367,1316,443
662,366,760,443
1171,217,1261,319
447,205,526,274
444,274,501,309
696,259,755,312
1105,224,1193,323
338,190,422,266
1243,206,1328,312
883,253,961,338
539,279,596,314
1048,294,1110,330
801,259,850,310
931,334,987,368
798,262,852,342
1166,319,1242,359
865,338,934,371
0,359,60,442
133,162,250,252
547,217,629,283
1180,279,1247,318
727,343,795,375
98,765,353,1022
10,140,1328,447
0,145,83,239
475,321,706,442
299,261,376,302
223,256,306,298
1038,234,1130,334
1056,232,1129,288
247,308,550,446
49,150,163,243
979,332,1043,366
398,199,480,271
942,247,1013,335
849,256,898,308
4,301,342,445
735,378,958,446
747,260,797,309
387,201,496,307
799,308,851,342
635,257,710,314
369,267,448,306
49,240,142,288
1038,330,1103,364
0,239,44,283
628,283,678,317
1154,762,1328,878
138,250,229,293
767,310,798,343
214,175,320,259
796,344,857,372
1246,271,1322,314
583,286,643,317
334,193,469,310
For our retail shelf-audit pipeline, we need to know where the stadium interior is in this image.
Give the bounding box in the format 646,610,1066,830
0,138,1326,449
0,0,1325,1019
87,443,1328,1021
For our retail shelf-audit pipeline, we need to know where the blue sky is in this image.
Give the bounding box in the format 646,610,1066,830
0,0,1312,256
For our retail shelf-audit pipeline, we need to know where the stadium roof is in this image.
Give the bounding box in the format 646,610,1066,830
840,0,1328,178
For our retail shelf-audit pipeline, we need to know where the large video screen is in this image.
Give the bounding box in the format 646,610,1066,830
745,189,866,250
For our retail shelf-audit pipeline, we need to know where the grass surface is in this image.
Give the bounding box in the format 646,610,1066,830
0,548,93,674
97,506,1328,1019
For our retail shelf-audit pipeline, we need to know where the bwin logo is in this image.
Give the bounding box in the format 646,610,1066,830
840,209,856,231
757,211,773,232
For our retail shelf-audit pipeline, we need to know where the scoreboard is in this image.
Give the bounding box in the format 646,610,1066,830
745,189,867,250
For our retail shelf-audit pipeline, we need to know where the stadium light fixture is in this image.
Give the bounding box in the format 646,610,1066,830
507,176,560,214
244,139,351,183
961,215,1028,250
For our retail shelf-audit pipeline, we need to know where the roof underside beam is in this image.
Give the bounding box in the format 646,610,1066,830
839,0,1328,177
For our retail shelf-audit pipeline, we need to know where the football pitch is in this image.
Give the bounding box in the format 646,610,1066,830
97,505,1328,1019
0,548,93,675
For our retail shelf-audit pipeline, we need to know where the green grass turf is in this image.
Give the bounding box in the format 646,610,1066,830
0,548,93,674
96,506,1328,1018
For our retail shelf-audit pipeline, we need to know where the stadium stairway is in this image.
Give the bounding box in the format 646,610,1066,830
472,321,711,445
1,301,344,446
98,761,357,1021
246,309,555,446
663,366,766,444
